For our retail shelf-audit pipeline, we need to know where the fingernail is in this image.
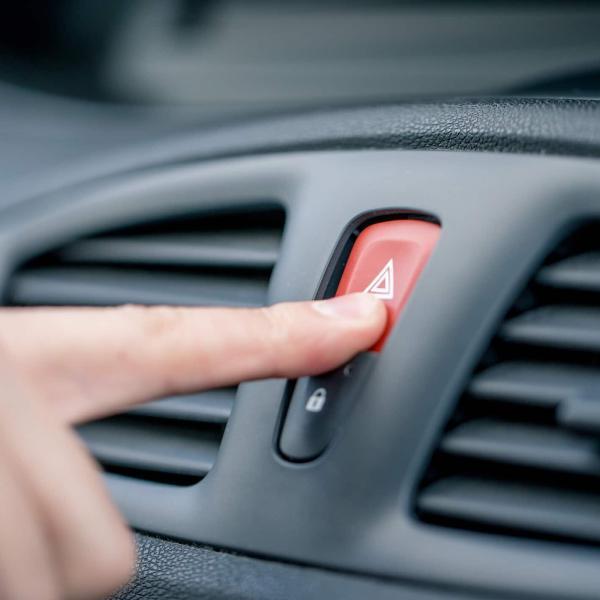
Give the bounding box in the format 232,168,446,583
313,293,380,319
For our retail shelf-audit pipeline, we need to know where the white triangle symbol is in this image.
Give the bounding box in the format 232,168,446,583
363,258,394,300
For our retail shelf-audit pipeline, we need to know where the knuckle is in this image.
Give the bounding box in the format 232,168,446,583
257,305,295,372
258,303,329,376
146,306,185,338
119,304,184,338
259,305,289,342
116,304,192,397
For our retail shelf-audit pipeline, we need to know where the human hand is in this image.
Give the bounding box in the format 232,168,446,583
0,293,385,599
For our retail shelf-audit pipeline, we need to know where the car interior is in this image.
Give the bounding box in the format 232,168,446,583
3,1,600,599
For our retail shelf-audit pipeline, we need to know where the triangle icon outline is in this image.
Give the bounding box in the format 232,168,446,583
363,258,394,300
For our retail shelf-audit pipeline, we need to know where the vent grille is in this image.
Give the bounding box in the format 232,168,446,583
416,222,600,545
6,207,285,485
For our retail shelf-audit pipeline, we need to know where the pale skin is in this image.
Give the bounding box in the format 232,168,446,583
0,292,386,600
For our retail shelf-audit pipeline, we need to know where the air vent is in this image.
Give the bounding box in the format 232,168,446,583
6,207,285,485
416,222,600,545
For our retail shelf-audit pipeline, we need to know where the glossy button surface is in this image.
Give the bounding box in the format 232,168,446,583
336,219,440,350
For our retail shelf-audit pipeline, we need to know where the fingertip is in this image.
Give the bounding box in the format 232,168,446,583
301,293,388,366
312,293,387,330
312,293,387,341
364,292,388,329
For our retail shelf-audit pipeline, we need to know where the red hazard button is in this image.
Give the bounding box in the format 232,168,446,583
335,219,440,351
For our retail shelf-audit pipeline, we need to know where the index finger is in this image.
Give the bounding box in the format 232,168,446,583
0,293,386,424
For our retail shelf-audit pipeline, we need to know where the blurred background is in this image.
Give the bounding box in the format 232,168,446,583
1,0,600,180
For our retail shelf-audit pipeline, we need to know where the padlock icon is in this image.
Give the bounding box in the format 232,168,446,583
305,387,327,413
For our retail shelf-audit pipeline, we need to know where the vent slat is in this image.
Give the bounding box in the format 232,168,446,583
10,267,268,307
441,419,600,477
418,477,600,544
8,207,285,486
418,225,600,546
537,253,600,292
57,232,280,270
469,362,600,408
78,417,221,478
129,389,235,424
500,306,600,352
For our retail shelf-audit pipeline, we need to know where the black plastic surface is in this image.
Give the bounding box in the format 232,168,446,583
419,478,600,546
279,354,375,462
4,150,600,599
6,98,600,216
4,99,600,599
417,221,600,552
9,208,283,309
558,392,600,435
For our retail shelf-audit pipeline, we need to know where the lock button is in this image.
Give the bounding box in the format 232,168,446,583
305,388,327,412
279,353,375,462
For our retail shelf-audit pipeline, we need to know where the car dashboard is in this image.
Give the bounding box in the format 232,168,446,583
2,3,600,600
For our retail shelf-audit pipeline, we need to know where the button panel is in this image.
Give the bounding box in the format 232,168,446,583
279,353,376,462
279,218,440,462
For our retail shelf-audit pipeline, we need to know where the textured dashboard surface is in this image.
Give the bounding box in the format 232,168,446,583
3,98,600,213
162,98,600,159
112,534,481,600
